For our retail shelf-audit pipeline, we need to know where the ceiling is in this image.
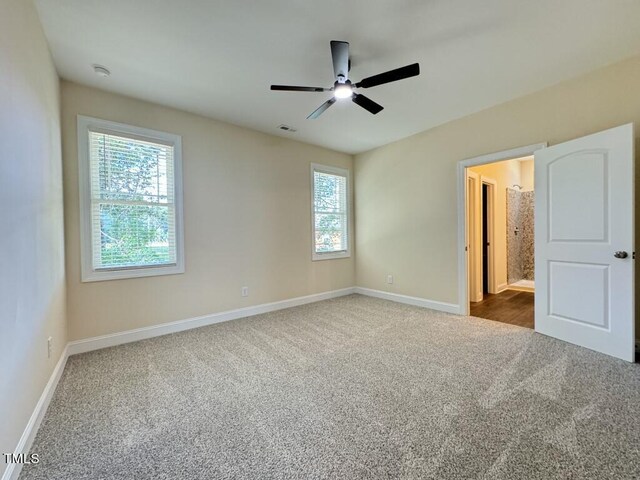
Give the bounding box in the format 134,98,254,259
35,0,640,154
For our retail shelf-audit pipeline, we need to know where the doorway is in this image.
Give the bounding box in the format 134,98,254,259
457,126,635,362
464,153,537,328
482,184,489,294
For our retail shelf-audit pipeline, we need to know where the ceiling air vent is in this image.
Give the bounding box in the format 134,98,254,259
277,124,297,133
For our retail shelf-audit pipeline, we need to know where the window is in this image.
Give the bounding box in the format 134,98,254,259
311,164,350,260
77,116,184,281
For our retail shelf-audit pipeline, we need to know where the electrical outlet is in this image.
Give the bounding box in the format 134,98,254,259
386,275,393,284
47,337,53,359
241,286,249,297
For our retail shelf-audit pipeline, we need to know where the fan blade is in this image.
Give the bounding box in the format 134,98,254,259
271,85,330,92
355,63,420,89
330,41,349,80
352,93,383,115
307,98,337,119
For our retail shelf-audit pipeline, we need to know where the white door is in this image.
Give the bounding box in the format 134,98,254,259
535,124,635,362
466,170,482,302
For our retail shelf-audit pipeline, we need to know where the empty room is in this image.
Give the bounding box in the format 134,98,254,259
2,1,640,479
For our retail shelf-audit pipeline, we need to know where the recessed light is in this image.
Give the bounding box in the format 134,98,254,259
92,64,111,77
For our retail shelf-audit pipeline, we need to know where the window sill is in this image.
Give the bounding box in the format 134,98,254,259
312,251,351,261
81,263,185,282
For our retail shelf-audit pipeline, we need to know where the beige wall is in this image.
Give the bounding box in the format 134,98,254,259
0,0,66,473
61,82,354,341
355,55,640,331
519,158,534,192
468,159,524,291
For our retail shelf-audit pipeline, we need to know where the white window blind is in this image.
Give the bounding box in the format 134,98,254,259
312,165,350,259
88,130,177,270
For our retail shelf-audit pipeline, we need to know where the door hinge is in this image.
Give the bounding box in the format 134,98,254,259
633,252,636,260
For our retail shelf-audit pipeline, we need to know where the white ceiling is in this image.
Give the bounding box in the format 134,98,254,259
35,0,640,154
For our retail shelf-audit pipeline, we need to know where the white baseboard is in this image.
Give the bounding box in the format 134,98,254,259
2,346,68,480
506,285,534,293
67,287,356,356
354,287,461,314
496,283,508,293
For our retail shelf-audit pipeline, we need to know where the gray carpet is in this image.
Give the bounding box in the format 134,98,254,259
20,294,640,479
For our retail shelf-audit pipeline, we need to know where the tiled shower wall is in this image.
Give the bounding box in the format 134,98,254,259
507,189,534,284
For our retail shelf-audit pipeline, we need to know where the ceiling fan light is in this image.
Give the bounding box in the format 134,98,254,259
334,84,353,99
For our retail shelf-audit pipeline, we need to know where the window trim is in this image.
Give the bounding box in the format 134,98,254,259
77,115,185,282
310,163,351,261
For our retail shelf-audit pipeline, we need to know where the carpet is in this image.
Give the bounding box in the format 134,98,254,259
19,294,640,479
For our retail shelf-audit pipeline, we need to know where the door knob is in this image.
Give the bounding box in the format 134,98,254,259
614,251,628,259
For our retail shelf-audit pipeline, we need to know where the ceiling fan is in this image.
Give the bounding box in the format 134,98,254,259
271,41,420,119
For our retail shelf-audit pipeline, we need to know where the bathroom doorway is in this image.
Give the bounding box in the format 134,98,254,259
465,155,535,328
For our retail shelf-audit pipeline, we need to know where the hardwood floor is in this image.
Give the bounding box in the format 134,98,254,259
470,289,534,329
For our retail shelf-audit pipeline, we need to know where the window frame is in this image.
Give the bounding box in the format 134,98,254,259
310,163,351,261
77,115,185,282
